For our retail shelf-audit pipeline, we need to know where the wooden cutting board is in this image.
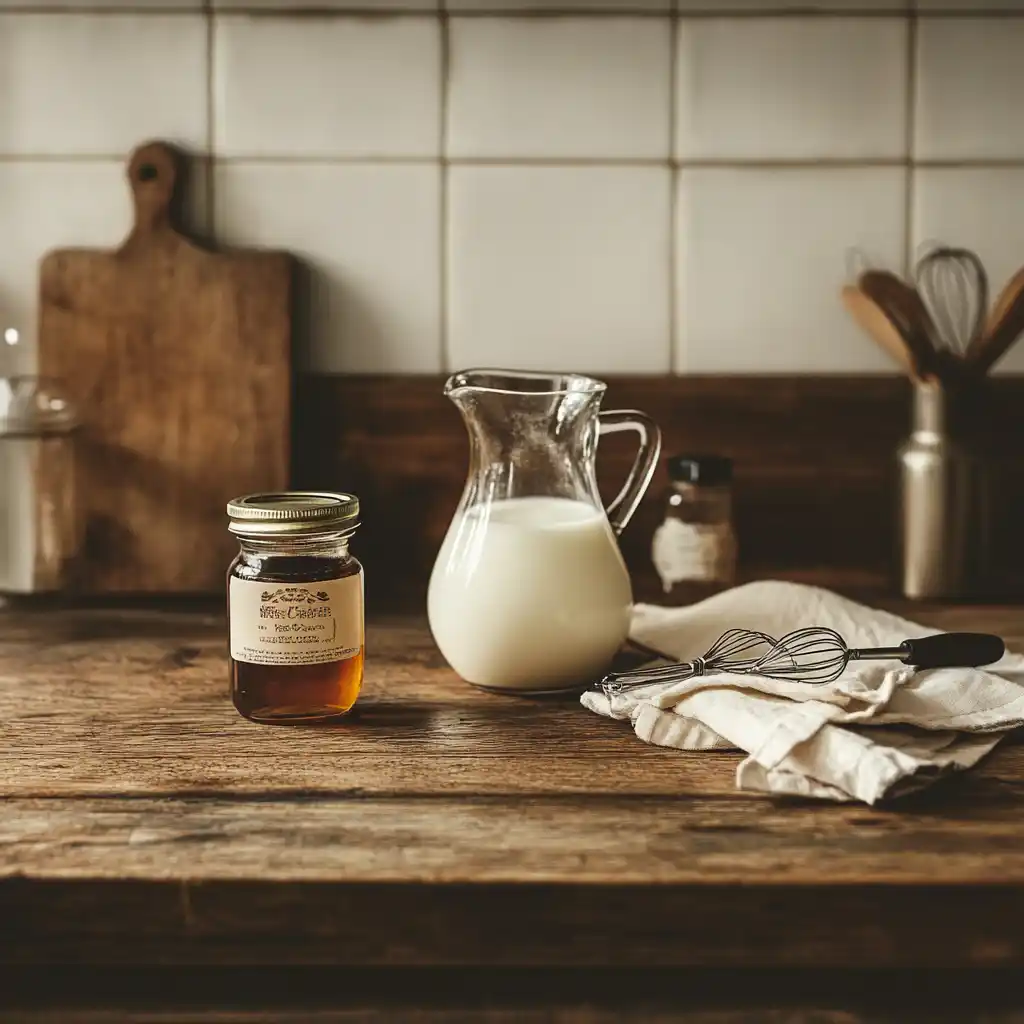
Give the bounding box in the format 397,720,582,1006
38,141,291,594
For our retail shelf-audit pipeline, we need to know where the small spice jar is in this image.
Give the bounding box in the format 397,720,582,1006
650,455,737,605
227,492,364,724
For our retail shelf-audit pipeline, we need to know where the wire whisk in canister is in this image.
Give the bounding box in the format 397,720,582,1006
601,626,1004,697
914,245,988,357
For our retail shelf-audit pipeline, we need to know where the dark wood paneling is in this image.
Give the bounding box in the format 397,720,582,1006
4,967,1024,1022
293,375,1024,607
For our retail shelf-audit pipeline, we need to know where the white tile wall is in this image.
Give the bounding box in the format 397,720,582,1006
0,0,202,7
0,13,208,156
678,168,907,372
448,166,671,372
1,7,1023,377
214,15,441,158
915,17,1024,160
0,159,209,373
676,17,908,161
216,163,441,373
0,163,132,366
448,17,671,159
449,0,668,9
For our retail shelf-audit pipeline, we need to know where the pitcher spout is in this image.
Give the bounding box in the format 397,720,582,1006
443,369,607,402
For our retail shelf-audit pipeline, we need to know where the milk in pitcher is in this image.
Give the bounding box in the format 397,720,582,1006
427,496,632,692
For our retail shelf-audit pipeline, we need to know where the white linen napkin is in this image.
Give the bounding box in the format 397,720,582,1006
580,580,1024,804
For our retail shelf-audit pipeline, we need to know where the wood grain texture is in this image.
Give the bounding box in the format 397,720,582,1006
293,375,1024,608
37,142,291,594
3,606,1024,968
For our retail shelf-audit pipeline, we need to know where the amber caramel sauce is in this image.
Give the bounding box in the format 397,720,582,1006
231,647,364,723
229,551,363,724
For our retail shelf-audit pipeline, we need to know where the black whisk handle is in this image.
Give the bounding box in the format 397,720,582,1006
900,632,1005,669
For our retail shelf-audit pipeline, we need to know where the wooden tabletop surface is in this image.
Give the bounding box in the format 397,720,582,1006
3,601,1024,970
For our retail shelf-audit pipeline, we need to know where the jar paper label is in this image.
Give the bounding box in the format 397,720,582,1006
652,520,736,591
229,576,363,666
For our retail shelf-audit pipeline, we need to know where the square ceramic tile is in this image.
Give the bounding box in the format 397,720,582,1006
0,14,207,156
677,168,907,373
215,164,441,373
678,1,904,6
916,1,1023,9
217,0,434,8
447,17,671,159
915,17,1024,160
913,168,1024,374
676,17,908,160
448,166,671,374
0,159,207,366
0,0,201,6
214,15,441,158
0,164,130,370
448,0,667,10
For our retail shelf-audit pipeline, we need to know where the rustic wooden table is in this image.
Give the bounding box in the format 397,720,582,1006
2,602,1024,1022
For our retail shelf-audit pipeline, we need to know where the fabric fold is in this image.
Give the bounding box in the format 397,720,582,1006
580,581,1024,804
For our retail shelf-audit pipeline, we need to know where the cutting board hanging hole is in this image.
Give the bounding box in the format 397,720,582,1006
128,141,177,237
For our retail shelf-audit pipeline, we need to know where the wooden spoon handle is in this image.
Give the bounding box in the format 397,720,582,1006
969,266,1024,371
973,293,1024,375
841,285,918,378
856,272,937,379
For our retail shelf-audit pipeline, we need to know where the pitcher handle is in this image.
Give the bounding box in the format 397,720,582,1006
598,410,662,536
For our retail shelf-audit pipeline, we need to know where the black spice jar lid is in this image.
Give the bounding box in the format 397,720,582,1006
667,455,733,486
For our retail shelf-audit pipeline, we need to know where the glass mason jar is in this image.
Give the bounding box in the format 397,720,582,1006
0,374,80,594
651,455,737,605
226,492,364,724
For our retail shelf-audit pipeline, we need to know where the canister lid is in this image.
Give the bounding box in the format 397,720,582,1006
667,455,733,486
0,376,79,437
227,492,360,537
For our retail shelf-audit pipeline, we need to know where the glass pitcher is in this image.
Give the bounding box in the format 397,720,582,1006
427,369,661,694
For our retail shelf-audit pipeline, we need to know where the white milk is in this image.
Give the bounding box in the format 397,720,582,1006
427,496,632,691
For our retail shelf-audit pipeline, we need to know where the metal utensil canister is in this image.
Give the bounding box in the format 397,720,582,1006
896,381,987,600
0,375,81,593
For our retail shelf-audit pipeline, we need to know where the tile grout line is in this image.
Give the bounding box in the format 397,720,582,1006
4,155,1024,168
439,4,451,374
667,9,679,375
1,7,1018,16
902,9,917,278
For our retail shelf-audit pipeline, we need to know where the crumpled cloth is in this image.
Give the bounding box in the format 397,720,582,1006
581,580,1024,804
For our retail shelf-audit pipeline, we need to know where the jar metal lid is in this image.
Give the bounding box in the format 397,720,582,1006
227,491,360,537
667,455,733,486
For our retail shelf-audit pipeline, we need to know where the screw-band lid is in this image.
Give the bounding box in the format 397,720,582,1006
227,492,360,537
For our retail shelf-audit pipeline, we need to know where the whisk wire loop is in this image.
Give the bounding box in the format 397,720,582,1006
600,627,777,696
914,245,988,356
750,626,850,685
